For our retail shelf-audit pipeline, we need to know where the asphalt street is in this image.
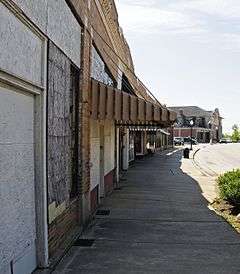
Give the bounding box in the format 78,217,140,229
194,143,240,176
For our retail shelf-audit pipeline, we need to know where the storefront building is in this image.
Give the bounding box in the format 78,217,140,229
0,1,176,273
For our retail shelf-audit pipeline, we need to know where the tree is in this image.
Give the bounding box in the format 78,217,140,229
231,124,240,143
222,133,231,139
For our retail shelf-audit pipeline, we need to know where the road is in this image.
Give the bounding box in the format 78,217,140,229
194,143,240,176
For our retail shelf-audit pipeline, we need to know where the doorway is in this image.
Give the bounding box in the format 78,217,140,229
100,125,105,198
0,84,37,274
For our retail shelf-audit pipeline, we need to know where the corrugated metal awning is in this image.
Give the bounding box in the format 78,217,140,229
90,79,177,126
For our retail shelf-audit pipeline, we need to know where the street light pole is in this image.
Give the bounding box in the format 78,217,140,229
190,126,193,150
190,120,194,150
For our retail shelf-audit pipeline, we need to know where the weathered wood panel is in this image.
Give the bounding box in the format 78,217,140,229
122,92,130,121
106,86,114,120
115,89,122,120
153,105,161,122
146,102,153,121
99,83,107,120
91,80,99,120
161,108,168,122
138,98,145,121
130,96,138,122
169,111,177,122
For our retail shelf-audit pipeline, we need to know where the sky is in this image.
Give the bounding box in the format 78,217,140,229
115,0,240,133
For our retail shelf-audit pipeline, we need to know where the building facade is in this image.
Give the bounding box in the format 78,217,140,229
0,1,176,273
169,106,223,143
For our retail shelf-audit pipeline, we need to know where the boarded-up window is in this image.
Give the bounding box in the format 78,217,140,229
48,42,79,206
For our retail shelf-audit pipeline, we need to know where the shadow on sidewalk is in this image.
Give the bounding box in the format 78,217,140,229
51,149,240,274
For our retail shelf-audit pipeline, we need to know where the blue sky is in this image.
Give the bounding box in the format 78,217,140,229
115,0,240,133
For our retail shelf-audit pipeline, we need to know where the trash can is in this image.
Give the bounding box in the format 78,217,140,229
183,148,190,159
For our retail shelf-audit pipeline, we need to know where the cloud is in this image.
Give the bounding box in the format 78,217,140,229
115,0,240,52
170,0,240,19
115,1,204,34
116,0,156,6
219,33,240,52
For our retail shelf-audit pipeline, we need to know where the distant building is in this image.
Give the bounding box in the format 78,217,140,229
169,106,223,143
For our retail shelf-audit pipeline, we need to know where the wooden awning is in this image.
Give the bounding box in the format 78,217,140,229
90,79,176,126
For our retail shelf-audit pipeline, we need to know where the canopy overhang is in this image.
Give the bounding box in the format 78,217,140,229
90,79,177,127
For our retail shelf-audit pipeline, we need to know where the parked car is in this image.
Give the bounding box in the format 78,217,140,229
191,137,198,145
174,137,184,146
183,137,198,145
219,138,232,144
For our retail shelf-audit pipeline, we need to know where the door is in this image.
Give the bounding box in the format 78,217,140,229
0,85,37,274
118,129,124,171
90,120,100,211
129,132,135,162
134,132,142,155
100,125,105,198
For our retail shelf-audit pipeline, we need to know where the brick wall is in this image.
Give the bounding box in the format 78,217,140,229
173,128,197,138
90,185,99,213
68,0,156,104
48,199,80,257
104,169,115,195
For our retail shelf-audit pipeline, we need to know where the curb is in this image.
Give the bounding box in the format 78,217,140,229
193,148,201,159
192,147,218,177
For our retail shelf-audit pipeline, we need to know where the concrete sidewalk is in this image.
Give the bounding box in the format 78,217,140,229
53,149,240,274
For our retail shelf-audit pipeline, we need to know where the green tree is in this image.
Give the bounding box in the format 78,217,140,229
231,124,240,142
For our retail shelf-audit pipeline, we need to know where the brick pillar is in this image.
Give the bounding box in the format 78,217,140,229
79,24,92,224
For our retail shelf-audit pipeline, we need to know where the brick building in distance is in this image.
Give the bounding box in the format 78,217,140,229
169,106,223,143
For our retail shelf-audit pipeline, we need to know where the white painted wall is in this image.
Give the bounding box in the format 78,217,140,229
0,2,43,85
116,127,120,182
0,85,37,274
0,3,48,270
104,121,115,176
90,120,100,191
90,120,115,190
11,0,81,67
122,129,129,170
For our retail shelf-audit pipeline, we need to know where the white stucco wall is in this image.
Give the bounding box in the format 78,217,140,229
1,3,47,271
90,120,100,191
12,0,81,67
0,85,36,273
122,129,130,170
0,2,43,85
104,121,115,175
